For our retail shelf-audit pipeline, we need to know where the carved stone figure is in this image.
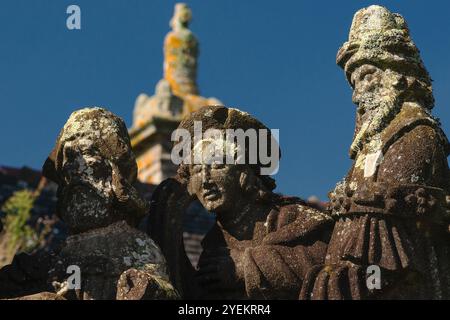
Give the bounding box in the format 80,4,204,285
1,107,178,300
300,5,450,300
42,108,148,235
148,106,333,299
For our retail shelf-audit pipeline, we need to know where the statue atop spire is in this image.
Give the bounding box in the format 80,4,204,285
164,3,199,96
169,2,192,31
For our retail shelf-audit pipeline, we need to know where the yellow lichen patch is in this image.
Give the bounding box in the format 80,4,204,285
163,31,198,96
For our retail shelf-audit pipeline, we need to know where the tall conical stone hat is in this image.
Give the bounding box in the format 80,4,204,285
337,5,431,90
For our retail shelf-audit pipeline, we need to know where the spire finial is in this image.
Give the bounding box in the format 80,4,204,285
169,3,192,32
164,3,199,96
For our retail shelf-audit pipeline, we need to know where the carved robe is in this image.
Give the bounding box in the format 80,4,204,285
301,103,450,299
0,221,178,300
147,180,333,300
197,199,333,299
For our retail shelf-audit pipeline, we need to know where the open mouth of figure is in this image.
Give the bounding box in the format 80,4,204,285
203,189,220,201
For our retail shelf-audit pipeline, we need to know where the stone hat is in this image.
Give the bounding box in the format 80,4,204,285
177,106,280,188
337,5,432,88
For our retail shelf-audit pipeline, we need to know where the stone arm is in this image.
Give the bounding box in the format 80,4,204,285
239,242,329,299
197,205,332,299
242,206,332,299
376,124,450,228
377,124,449,188
146,178,198,298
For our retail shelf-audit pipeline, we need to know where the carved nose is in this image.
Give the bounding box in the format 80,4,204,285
201,165,212,183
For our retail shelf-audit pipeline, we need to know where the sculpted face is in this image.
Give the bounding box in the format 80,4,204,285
58,140,116,233
351,65,384,110
177,107,277,222
187,163,244,214
348,64,409,157
49,108,141,234
351,65,406,116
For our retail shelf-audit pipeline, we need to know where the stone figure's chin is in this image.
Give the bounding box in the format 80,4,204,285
201,200,217,212
205,199,230,215
59,184,112,233
197,196,217,212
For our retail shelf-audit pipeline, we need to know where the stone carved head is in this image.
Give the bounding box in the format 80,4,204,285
176,106,278,222
43,107,148,234
336,5,434,158
169,3,192,31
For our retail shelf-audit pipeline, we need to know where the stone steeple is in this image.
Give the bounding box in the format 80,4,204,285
129,3,221,185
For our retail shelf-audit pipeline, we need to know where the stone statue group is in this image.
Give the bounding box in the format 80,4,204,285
0,5,449,300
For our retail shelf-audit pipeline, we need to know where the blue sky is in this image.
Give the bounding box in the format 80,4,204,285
0,0,449,199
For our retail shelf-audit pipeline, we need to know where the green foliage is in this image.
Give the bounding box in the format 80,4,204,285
1,190,38,255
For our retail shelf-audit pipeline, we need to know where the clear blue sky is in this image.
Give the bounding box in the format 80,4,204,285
0,0,449,199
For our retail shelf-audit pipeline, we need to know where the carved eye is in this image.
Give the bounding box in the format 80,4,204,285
359,69,376,82
362,73,373,82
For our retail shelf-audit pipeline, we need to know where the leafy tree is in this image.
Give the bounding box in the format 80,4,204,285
1,190,38,255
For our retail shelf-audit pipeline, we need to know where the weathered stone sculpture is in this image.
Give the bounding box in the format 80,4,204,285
43,108,147,233
40,107,178,300
300,5,450,299
44,108,176,299
148,106,333,299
